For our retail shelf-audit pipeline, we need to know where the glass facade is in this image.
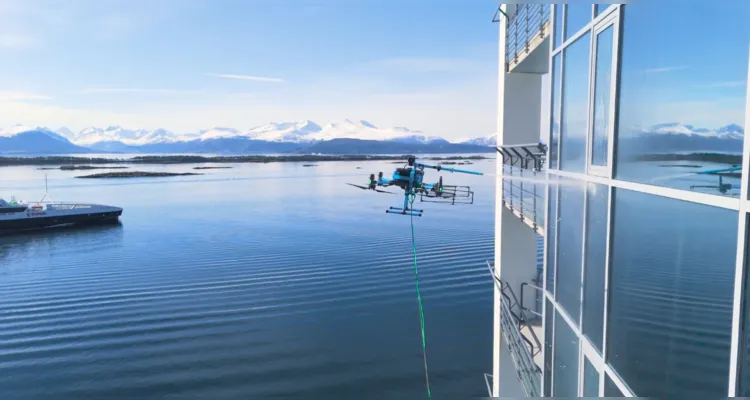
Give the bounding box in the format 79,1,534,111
559,32,590,173
535,2,750,398
583,358,599,396
555,185,583,322
553,310,579,397
582,183,607,353
615,2,749,197
564,4,591,41
550,54,561,169
590,25,614,167
608,189,737,397
546,185,558,294
553,5,562,49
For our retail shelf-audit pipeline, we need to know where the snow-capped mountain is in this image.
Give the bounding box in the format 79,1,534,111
637,122,744,140
462,134,497,146
58,125,179,146
41,119,450,146
303,119,445,143
1,124,70,142
246,120,323,142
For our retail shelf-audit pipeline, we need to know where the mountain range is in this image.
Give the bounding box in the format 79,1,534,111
0,120,744,155
0,119,495,155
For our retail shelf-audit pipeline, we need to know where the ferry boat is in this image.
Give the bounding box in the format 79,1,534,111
0,196,123,233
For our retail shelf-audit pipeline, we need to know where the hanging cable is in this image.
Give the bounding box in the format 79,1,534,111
409,193,431,398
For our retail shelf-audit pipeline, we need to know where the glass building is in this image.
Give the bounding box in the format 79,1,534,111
490,3,750,397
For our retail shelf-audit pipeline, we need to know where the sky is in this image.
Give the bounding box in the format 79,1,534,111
0,0,501,141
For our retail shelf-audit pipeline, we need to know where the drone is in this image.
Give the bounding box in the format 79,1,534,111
690,165,741,195
346,156,483,216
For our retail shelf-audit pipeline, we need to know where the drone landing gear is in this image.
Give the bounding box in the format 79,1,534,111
387,206,423,217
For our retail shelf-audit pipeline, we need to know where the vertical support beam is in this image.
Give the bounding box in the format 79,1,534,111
493,4,511,395
727,43,750,397
495,2,546,396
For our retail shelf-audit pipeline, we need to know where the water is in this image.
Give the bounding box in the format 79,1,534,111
0,160,496,399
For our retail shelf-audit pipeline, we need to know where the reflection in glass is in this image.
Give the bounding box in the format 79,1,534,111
564,4,592,41
553,312,579,397
608,189,737,397
583,357,599,396
591,25,614,167
738,215,750,396
615,3,749,197
560,32,590,173
604,373,624,397
555,185,584,322
543,299,554,396
554,4,563,49
583,183,607,352
546,185,558,295
595,4,610,17
550,54,561,169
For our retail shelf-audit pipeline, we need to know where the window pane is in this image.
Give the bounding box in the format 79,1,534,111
595,4,610,17
591,25,614,167
554,4,563,49
553,312,579,396
560,32,590,173
738,215,750,395
615,3,749,198
550,54,561,169
583,357,599,396
608,188,737,397
582,183,608,352
564,4,592,41
555,184,584,322
543,299,554,396
604,373,624,397
546,185,558,295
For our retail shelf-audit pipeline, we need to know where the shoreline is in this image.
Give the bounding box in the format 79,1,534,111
0,154,490,167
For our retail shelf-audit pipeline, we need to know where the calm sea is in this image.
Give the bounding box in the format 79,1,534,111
0,159,496,399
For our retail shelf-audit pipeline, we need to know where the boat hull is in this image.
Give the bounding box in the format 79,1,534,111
0,209,122,234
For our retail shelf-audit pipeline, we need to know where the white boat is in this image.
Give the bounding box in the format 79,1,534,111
0,196,122,233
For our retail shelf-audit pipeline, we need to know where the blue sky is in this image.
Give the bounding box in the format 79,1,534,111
0,0,500,140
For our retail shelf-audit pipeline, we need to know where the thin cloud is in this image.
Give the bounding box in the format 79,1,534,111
77,88,201,95
206,73,284,83
0,91,51,101
695,80,747,88
642,65,689,74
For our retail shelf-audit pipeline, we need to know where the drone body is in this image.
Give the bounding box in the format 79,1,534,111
347,156,482,217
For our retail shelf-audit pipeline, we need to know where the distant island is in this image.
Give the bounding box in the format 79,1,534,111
193,166,233,170
0,154,489,167
634,152,741,165
38,165,130,170
76,171,202,179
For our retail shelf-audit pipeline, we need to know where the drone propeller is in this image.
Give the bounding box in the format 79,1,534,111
345,183,394,194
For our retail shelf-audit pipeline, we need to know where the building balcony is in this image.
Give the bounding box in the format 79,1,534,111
487,260,544,397
503,4,551,74
497,143,547,236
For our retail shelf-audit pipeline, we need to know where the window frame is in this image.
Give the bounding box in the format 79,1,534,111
586,11,619,177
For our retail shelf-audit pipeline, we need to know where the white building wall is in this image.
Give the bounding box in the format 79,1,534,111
493,4,546,396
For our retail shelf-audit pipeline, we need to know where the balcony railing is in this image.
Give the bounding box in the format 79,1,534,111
504,4,551,72
487,261,542,397
501,165,545,235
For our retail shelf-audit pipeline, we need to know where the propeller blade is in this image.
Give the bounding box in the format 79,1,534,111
346,183,370,190
374,189,395,194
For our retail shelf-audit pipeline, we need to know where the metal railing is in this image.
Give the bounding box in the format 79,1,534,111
487,261,542,397
505,4,551,70
501,165,545,231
